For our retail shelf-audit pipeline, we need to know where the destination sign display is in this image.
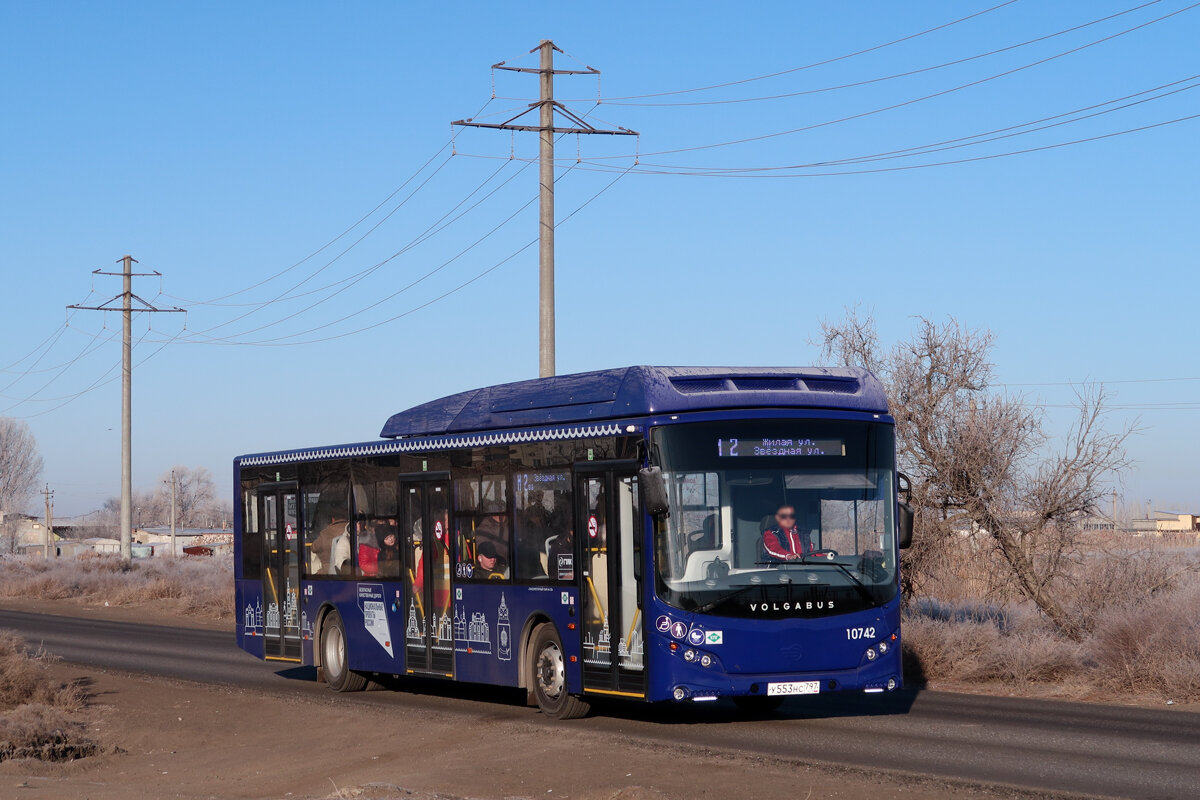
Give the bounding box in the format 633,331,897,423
716,438,845,457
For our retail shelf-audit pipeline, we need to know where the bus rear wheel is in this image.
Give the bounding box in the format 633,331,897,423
530,624,589,720
320,611,367,692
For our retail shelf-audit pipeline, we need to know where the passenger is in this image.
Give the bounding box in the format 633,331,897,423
330,527,352,575
516,500,550,578
310,514,349,574
475,540,509,579
377,524,401,574
357,520,380,576
474,513,506,552
761,504,813,562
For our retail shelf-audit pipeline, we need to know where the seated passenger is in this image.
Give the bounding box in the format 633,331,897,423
475,541,509,579
358,542,380,576
377,524,400,575
310,515,349,574
330,528,352,575
761,504,813,562
357,520,380,576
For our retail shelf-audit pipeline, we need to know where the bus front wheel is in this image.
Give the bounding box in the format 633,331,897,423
320,611,367,692
530,624,589,720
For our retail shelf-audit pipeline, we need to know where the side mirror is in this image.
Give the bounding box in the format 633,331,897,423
898,502,914,549
638,466,670,518
897,472,912,505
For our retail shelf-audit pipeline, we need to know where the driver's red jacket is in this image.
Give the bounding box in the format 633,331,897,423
762,525,814,560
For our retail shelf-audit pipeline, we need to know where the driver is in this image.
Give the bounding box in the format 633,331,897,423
761,504,814,562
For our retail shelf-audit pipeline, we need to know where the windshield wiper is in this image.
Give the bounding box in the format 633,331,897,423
692,584,760,614
798,559,875,604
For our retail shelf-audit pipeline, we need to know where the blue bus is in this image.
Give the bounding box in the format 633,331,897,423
234,366,912,718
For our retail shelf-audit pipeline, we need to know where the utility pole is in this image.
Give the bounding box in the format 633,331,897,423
453,40,637,377
538,42,556,379
169,469,177,557
69,256,184,563
41,485,54,559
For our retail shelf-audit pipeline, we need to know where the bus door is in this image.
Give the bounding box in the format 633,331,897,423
260,484,302,661
575,462,646,698
400,474,454,677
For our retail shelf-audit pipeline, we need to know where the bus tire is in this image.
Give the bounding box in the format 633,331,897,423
320,611,368,693
530,624,589,720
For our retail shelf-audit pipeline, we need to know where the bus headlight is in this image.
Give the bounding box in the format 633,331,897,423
684,649,697,662
877,641,889,655
672,686,688,701
865,647,877,661
887,677,898,691
700,654,713,668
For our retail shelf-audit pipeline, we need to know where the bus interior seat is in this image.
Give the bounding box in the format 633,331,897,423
688,513,719,551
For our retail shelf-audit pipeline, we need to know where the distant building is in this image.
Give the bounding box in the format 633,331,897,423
1153,512,1200,534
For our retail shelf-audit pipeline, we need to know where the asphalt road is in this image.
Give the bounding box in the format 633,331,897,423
4,609,1199,800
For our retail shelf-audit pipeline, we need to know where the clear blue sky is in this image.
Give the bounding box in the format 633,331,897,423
1,1,1196,518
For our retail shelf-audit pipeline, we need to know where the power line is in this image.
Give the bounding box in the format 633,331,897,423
140,110,604,349
67,256,185,563
187,164,632,348
568,0,1024,102
454,40,637,377
999,376,1200,387
201,166,581,346
159,160,516,311
621,74,1200,173
176,140,459,307
578,1,1166,108
0,320,71,374
0,324,113,408
516,110,1200,178
172,158,521,343
13,326,175,421
184,153,456,338
582,1,1199,162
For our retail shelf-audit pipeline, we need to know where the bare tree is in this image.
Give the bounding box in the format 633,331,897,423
169,466,217,527
101,465,223,530
819,311,1133,639
0,417,42,516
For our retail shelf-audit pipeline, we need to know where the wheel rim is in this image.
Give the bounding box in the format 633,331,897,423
324,624,345,677
535,641,565,700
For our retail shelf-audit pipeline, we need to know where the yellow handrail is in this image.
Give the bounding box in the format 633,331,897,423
585,575,606,622
624,607,641,653
406,568,426,619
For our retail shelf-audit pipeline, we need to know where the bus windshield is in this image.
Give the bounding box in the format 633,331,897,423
652,419,898,618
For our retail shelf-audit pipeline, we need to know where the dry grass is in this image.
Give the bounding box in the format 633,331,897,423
904,551,1200,703
0,553,233,620
0,631,96,762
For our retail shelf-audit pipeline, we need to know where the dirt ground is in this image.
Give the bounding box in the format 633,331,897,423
0,662,1069,800
0,596,1178,799
5,595,1188,712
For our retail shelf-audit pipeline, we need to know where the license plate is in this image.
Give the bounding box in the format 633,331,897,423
766,680,820,696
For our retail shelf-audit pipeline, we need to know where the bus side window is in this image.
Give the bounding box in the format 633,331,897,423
455,475,510,580
303,466,349,576
513,470,571,581
242,490,261,580
353,478,400,578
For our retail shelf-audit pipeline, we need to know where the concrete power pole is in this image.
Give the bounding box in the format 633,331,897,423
68,256,184,562
538,42,555,379
453,40,637,377
41,484,54,558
